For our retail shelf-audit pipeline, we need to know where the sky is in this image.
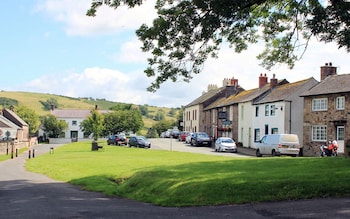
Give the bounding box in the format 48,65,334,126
1,0,349,108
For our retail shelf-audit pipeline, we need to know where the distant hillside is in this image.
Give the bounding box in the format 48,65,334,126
0,91,181,135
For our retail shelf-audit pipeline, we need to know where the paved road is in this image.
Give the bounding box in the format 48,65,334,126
1,143,349,219
149,138,255,157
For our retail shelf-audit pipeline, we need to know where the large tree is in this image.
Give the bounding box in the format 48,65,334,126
41,114,68,138
14,105,40,135
80,110,104,140
87,0,349,91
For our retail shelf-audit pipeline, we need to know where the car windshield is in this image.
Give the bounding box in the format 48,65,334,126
197,133,208,137
137,136,146,141
222,138,234,143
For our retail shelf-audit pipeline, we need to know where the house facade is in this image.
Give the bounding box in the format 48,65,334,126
184,63,350,157
252,77,319,151
49,106,110,143
0,108,30,154
301,63,350,156
184,78,243,135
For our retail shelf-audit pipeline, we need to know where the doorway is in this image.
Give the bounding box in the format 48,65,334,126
336,126,344,153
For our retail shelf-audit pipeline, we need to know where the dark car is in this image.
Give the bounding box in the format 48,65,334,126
128,136,151,148
190,132,211,147
107,135,117,145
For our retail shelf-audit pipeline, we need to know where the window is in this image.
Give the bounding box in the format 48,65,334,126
72,120,77,126
312,98,327,111
271,128,278,134
312,126,327,141
270,105,276,116
265,105,270,116
254,129,260,142
336,96,345,110
255,106,259,117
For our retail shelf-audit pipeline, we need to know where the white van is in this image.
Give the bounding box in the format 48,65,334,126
256,134,300,157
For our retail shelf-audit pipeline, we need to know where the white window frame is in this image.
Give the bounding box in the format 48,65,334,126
336,96,345,110
312,98,327,111
312,125,327,141
265,105,269,116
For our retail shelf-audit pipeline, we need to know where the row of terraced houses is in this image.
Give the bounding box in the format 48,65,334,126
183,63,350,157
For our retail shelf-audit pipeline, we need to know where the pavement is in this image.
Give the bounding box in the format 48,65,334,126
0,143,350,219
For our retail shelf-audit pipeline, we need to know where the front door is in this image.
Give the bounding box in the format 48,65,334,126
336,126,345,153
71,131,78,142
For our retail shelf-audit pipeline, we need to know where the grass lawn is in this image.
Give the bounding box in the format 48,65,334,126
25,141,350,207
0,148,28,162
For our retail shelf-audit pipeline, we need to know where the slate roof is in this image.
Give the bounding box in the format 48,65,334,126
2,108,28,126
185,87,226,107
204,80,287,110
255,77,317,104
300,74,350,97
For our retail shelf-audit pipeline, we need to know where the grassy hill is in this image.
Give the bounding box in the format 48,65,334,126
0,91,181,135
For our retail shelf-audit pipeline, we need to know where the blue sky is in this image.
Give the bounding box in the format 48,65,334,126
1,0,349,108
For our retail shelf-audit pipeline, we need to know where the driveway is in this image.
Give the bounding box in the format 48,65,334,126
0,143,349,219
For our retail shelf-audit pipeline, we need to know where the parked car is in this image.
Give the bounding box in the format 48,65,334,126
256,134,300,157
107,135,117,145
215,137,237,153
128,136,151,148
116,133,127,146
170,129,180,138
185,132,193,144
178,131,190,141
190,132,211,147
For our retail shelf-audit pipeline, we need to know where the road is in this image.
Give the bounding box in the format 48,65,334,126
149,138,253,157
0,143,349,219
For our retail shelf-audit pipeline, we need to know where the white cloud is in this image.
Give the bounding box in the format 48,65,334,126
36,0,157,36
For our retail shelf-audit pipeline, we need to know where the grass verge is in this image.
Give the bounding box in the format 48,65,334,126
25,141,350,207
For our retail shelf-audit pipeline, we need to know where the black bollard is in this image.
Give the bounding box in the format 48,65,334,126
11,145,14,159
28,149,31,159
16,148,18,157
32,149,35,158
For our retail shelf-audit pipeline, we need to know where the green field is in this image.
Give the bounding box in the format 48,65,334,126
25,141,350,207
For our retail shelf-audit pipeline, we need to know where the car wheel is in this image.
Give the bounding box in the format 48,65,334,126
271,149,276,157
256,149,262,157
191,139,196,146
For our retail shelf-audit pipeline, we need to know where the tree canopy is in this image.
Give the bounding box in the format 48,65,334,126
14,105,40,135
87,0,350,91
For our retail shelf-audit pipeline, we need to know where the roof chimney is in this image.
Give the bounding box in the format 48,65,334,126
259,73,268,88
320,62,337,80
270,74,278,89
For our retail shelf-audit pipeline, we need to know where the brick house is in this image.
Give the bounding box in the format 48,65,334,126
301,63,350,156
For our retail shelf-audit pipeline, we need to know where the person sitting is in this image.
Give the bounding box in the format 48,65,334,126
332,140,338,156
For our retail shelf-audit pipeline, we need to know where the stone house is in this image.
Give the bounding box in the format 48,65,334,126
183,78,243,134
0,108,30,154
301,63,350,156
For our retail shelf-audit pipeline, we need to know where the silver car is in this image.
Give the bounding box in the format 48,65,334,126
215,137,237,153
